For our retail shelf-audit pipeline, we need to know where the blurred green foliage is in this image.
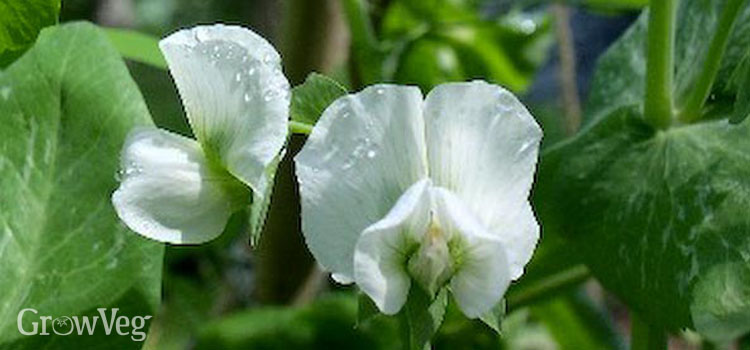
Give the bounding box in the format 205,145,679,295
345,0,552,93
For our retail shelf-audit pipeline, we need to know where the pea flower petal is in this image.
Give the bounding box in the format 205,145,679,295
112,25,289,244
424,82,542,280
432,187,511,318
112,128,239,244
159,24,289,193
354,179,432,314
295,85,428,282
296,81,542,319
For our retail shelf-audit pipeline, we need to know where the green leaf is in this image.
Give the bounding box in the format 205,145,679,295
537,105,750,339
478,299,505,334
537,1,750,339
400,288,448,350
290,73,348,130
0,0,59,54
0,22,164,348
104,28,166,69
730,53,750,124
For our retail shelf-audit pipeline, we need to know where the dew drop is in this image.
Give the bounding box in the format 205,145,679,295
248,68,256,76
367,150,376,158
244,93,252,102
376,88,385,95
235,72,242,82
263,53,273,63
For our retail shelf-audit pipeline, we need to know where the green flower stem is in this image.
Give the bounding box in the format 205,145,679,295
630,312,667,350
289,120,313,135
506,265,590,311
680,0,748,123
644,0,678,129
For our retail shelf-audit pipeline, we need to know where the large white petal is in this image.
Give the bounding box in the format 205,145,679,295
159,24,289,193
424,81,542,280
112,128,237,244
432,187,511,319
295,85,428,281
353,179,432,314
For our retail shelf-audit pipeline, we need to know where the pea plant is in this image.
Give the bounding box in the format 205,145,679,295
0,0,749,349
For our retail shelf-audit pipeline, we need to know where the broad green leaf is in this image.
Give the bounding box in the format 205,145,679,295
0,22,163,348
400,288,448,350
0,0,59,54
290,72,348,130
105,28,166,69
537,106,750,339
537,1,750,339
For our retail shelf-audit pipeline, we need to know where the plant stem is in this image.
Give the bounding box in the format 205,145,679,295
630,312,667,350
506,264,590,311
552,2,582,136
680,0,747,123
644,0,677,129
289,120,313,135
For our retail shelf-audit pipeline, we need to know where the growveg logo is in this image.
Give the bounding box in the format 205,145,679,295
17,308,152,341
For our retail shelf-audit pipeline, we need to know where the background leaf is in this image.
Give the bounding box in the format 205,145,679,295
0,22,164,349
0,0,59,56
537,105,750,339
104,28,166,69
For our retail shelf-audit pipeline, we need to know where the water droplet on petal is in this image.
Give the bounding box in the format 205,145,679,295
376,88,385,95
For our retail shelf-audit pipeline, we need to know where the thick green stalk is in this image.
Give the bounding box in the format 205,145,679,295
630,313,667,350
289,121,313,135
680,0,747,123
644,0,677,129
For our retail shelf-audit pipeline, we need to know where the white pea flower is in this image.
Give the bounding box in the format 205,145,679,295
112,24,290,244
295,82,542,317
